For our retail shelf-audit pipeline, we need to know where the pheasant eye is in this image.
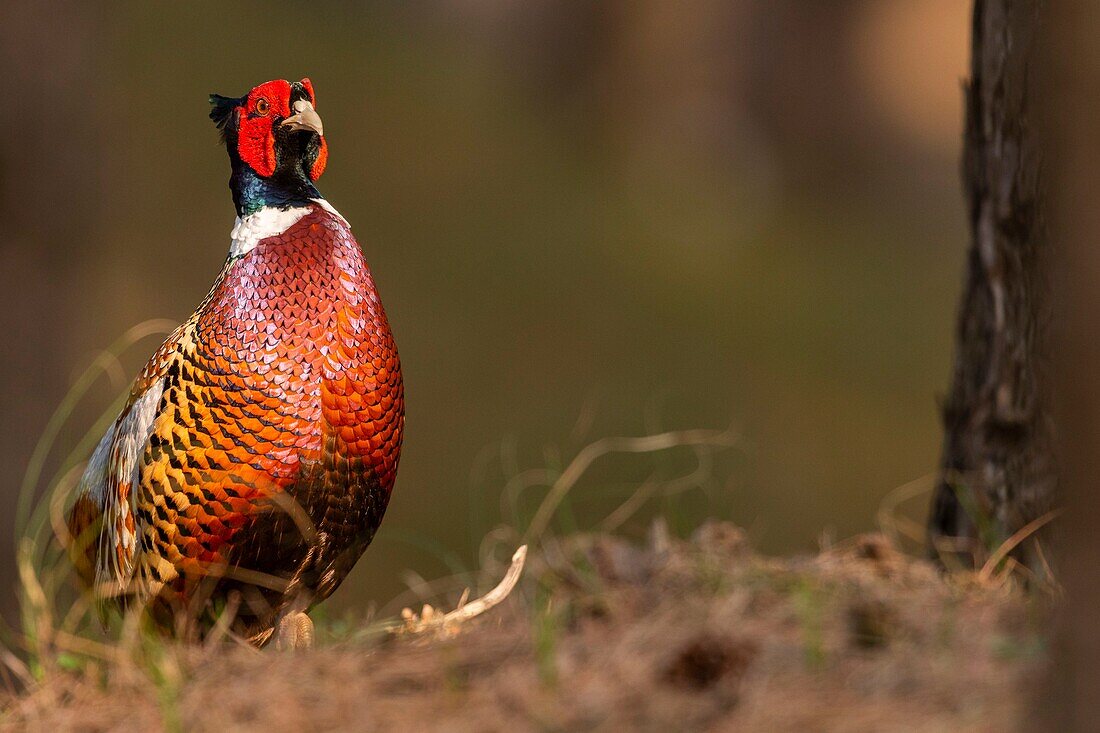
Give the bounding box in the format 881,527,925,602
255,98,270,115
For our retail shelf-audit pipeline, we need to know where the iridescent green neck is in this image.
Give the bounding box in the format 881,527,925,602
230,163,321,217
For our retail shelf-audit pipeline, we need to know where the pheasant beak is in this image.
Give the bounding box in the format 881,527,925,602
281,99,324,137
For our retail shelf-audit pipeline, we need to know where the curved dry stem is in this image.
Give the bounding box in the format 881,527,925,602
392,545,527,637
876,472,936,548
977,509,1063,585
601,443,715,533
523,427,739,545
499,468,558,532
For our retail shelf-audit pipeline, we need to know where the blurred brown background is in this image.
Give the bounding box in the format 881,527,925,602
0,1,969,618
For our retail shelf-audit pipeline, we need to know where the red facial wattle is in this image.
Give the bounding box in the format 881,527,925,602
309,136,328,181
235,80,291,178
234,78,326,181
300,77,317,105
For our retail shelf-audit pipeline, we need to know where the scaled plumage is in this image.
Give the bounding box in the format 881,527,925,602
68,79,403,643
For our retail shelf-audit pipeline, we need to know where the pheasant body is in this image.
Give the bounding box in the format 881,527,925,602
68,79,404,642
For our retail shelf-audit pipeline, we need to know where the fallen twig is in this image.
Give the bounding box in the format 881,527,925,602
391,545,527,637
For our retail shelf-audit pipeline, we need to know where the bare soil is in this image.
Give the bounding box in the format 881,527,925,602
2,523,1045,732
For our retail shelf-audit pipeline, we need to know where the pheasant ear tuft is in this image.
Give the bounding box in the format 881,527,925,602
208,94,242,138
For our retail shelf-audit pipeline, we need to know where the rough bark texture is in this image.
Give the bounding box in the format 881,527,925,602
929,0,1055,566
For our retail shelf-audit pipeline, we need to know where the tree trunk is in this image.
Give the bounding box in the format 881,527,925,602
929,0,1055,567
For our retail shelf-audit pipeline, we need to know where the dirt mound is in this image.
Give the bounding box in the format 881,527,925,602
3,524,1044,732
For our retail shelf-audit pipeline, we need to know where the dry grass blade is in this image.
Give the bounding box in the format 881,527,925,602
51,630,123,664
876,473,935,548
977,509,1063,585
0,648,34,689
601,444,715,533
523,428,738,544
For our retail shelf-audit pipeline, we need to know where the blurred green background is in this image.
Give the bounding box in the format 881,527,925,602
0,1,968,617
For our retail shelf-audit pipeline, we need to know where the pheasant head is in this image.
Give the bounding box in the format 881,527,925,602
209,78,329,215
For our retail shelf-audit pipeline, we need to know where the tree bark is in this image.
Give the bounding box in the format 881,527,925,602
929,0,1055,567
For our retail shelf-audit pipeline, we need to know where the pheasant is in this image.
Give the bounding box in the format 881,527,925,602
67,78,404,648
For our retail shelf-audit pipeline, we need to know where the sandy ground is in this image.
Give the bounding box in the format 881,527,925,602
2,523,1045,732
